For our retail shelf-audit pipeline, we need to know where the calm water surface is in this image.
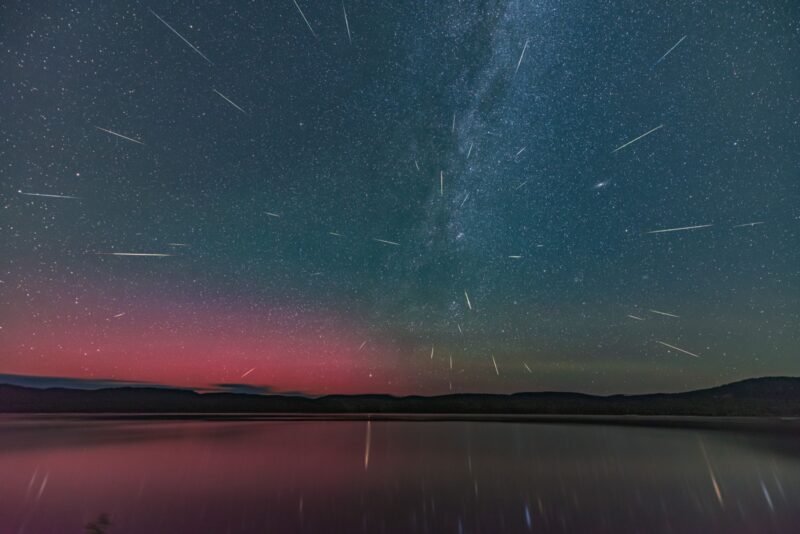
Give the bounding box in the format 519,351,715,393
0,417,798,533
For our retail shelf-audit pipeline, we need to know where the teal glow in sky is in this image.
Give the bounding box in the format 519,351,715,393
1,0,798,395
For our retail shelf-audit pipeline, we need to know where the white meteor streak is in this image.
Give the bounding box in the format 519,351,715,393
733,221,764,228
18,191,80,199
440,171,444,196
95,126,144,145
699,439,724,506
292,0,318,39
612,124,663,153
266,212,281,218
213,89,248,114
148,8,213,65
523,362,532,373
514,39,530,76
657,340,700,358
328,231,343,237
650,309,680,318
95,252,173,257
654,35,687,66
464,290,472,310
430,346,435,359
364,420,371,470
35,474,48,501
627,314,644,321
342,2,352,44
515,146,526,157
241,367,256,378
372,238,400,246
359,340,367,352
645,224,713,234
491,355,499,375
167,243,190,247
112,312,126,318
508,255,522,259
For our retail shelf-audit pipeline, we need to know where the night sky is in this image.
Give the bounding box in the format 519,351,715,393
1,0,798,396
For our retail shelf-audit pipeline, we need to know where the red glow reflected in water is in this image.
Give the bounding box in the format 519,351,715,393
1,418,798,533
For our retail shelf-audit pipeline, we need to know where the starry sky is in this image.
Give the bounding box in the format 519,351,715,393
1,0,798,396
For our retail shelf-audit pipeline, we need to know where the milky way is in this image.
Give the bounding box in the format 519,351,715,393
1,0,798,395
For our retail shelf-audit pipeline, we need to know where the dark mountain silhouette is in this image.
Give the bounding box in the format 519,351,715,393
2,376,800,416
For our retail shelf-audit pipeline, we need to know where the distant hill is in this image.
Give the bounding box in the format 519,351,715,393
2,377,800,416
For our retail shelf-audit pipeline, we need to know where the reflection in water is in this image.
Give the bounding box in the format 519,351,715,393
0,418,798,533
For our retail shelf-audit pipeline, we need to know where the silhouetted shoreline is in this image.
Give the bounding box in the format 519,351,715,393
2,376,800,417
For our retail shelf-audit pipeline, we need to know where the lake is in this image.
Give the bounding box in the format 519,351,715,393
0,416,798,533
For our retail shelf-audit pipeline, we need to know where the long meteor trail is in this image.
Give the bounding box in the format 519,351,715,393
364,420,371,470
372,238,400,246
342,2,352,44
148,9,213,65
514,39,530,76
18,191,80,199
292,0,318,38
95,252,173,257
645,224,713,234
95,126,144,145
657,340,701,358
653,35,687,66
213,89,248,114
650,309,680,318
612,124,663,153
